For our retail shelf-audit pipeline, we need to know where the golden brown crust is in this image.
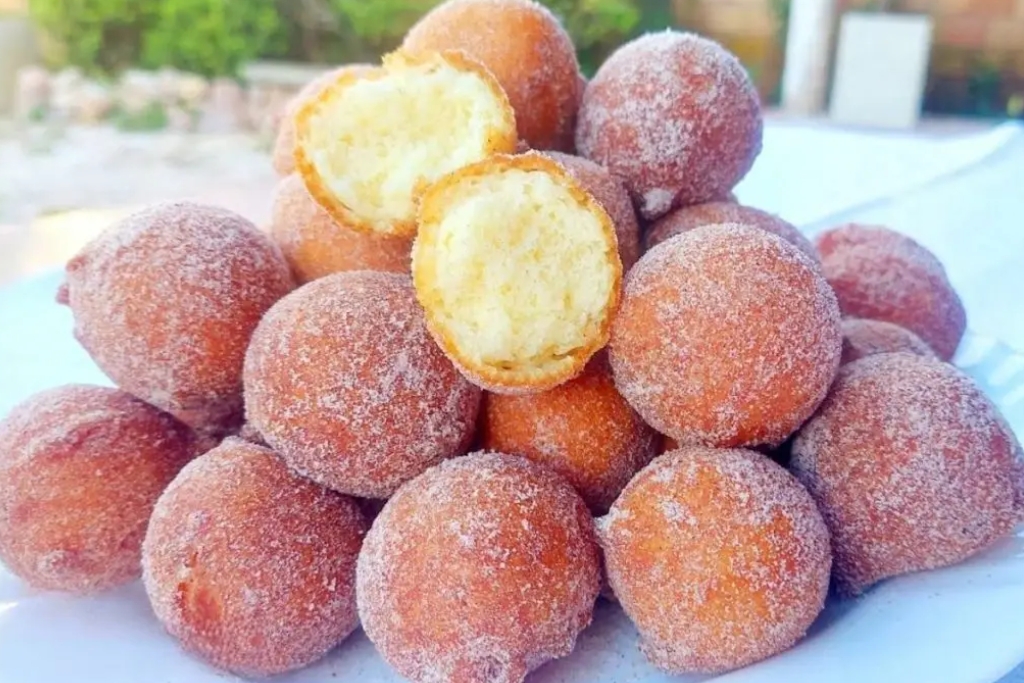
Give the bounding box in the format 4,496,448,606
413,151,622,394
269,174,412,283
294,49,518,238
402,0,583,152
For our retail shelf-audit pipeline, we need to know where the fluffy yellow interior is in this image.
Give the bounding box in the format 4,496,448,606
304,60,509,235
421,169,617,373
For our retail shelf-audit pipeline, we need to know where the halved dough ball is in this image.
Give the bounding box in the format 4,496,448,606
272,64,377,177
295,49,517,237
412,152,622,394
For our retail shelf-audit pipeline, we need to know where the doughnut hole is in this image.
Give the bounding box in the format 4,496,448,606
244,271,481,498
814,223,966,360
480,353,659,512
357,452,601,683
609,224,841,448
296,49,517,238
576,31,762,220
413,152,622,394
599,446,831,673
791,352,1024,595
59,202,295,436
142,438,367,677
0,384,196,593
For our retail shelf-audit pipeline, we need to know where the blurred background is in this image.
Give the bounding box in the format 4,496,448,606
1,0,1023,285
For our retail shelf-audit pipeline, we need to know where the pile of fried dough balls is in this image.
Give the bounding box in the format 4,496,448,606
2,0,1022,681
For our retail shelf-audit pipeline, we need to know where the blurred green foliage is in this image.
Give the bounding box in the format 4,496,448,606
331,0,439,46
28,0,157,74
544,0,640,51
28,0,645,77
141,0,286,77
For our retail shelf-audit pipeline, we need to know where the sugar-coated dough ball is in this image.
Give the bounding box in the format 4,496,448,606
791,352,1023,595
0,384,196,593
403,0,583,152
840,317,937,365
412,152,622,394
272,64,377,177
270,174,412,283
58,202,295,436
610,224,841,448
542,151,642,271
295,49,517,237
599,446,832,673
243,271,480,498
481,353,659,512
815,223,966,360
576,31,762,220
645,201,818,266
143,438,367,677
357,452,601,683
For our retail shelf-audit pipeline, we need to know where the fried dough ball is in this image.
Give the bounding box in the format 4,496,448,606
791,352,1024,595
0,384,196,593
142,438,367,677
295,49,517,238
271,64,377,177
610,224,841,448
357,452,601,683
243,271,480,498
815,223,967,360
480,353,660,512
840,317,937,365
542,150,641,271
645,201,818,265
58,202,295,436
270,174,412,283
599,446,831,673
576,31,762,220
403,0,582,151
413,152,622,394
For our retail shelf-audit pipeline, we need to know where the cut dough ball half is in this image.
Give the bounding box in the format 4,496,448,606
295,49,518,238
413,152,622,394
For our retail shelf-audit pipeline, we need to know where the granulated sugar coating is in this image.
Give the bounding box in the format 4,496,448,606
402,0,582,152
645,201,818,266
58,202,295,437
142,438,367,677
357,452,601,683
542,151,642,271
609,223,842,448
597,446,831,674
575,30,762,220
243,271,480,498
480,353,660,513
840,317,938,365
0,384,196,594
791,352,1024,596
270,173,412,283
272,64,377,177
815,223,967,360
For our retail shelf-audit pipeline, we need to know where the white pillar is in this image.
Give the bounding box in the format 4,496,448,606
780,0,839,116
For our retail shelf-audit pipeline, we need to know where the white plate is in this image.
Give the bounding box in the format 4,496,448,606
1,272,1023,683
